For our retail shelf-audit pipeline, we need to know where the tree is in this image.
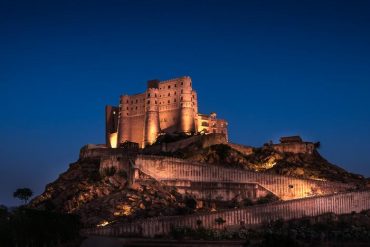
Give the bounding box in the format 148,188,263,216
215,217,226,225
13,188,33,204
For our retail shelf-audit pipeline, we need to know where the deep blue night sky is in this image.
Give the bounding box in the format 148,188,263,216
1,0,370,206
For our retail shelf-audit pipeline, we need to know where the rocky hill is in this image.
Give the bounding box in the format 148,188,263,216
31,136,367,226
30,158,197,226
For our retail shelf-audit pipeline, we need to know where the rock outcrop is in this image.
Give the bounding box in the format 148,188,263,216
30,158,194,226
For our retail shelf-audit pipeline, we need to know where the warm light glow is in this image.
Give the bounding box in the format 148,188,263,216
113,204,133,216
109,132,118,148
97,220,110,227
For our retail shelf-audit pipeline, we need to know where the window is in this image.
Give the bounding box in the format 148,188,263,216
126,107,128,110
168,100,170,104
174,91,176,95
174,99,176,102
181,81,183,85
168,85,171,89
136,99,138,103
175,84,177,87
131,100,133,104
168,93,170,96
147,100,150,104
155,101,157,104
135,106,137,110
181,89,183,93
148,93,150,97
126,100,128,103
201,122,209,127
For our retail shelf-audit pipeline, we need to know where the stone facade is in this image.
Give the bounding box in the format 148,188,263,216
105,76,228,148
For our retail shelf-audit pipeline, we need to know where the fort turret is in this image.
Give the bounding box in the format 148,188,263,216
144,80,160,146
118,95,130,145
179,76,195,133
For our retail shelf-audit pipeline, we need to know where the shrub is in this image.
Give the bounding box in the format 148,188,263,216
102,166,116,177
88,170,101,182
215,217,226,225
184,196,197,210
0,207,81,247
117,170,128,179
243,198,253,206
257,193,277,204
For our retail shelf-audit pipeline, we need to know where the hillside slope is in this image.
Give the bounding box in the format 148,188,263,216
30,158,192,226
148,141,365,184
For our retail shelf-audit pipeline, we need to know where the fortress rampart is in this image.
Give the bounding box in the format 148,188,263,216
143,133,228,153
85,190,370,238
134,155,353,201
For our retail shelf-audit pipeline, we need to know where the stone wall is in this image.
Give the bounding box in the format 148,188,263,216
79,146,123,159
134,155,353,201
228,143,254,156
271,142,315,154
159,180,270,201
85,190,370,238
144,133,228,153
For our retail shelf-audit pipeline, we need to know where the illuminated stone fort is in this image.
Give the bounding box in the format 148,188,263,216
105,76,228,148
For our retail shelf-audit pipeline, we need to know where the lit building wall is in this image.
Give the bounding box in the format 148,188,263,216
105,76,228,148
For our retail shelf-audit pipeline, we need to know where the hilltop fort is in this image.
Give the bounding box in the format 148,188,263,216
105,76,227,148
31,76,369,239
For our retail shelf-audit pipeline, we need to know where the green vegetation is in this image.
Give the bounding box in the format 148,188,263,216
0,205,81,247
256,193,278,204
215,217,226,225
117,170,128,179
101,166,116,177
13,188,33,204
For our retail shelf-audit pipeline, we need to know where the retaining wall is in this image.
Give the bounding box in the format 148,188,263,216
134,155,353,201
85,190,370,238
158,180,270,201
